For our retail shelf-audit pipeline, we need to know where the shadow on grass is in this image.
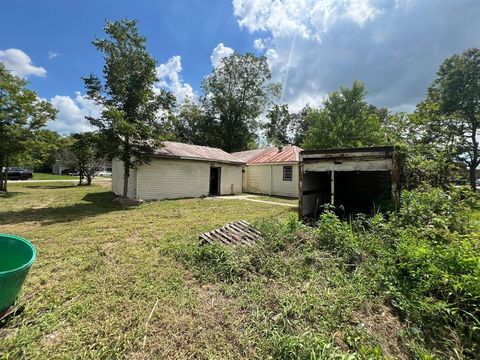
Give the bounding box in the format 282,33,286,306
0,191,24,199
0,191,127,225
25,185,77,190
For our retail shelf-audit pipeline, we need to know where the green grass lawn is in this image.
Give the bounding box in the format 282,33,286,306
2,183,477,359
0,182,294,359
32,173,78,180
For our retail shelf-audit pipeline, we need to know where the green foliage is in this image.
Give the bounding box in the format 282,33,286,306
427,48,480,189
201,53,281,152
264,104,293,146
261,332,360,360
189,244,247,283
301,81,386,149
384,103,466,189
166,100,223,147
83,19,175,197
0,63,56,191
13,129,70,172
69,132,110,185
188,188,480,358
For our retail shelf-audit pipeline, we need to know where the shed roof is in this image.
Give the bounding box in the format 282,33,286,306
300,146,394,161
232,145,302,164
154,141,244,164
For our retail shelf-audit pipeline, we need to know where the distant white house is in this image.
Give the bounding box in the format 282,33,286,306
232,145,302,198
112,141,244,200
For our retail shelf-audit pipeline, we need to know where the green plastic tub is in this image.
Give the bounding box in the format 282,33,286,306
0,234,36,312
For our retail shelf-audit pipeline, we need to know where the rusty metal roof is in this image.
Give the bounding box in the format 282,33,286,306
232,145,302,164
155,141,244,164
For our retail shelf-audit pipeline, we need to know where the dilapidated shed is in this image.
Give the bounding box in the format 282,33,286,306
299,146,400,219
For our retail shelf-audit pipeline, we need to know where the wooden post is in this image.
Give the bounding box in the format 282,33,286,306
330,170,335,205
298,161,303,219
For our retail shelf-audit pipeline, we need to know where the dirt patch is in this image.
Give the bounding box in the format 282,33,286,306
349,302,408,359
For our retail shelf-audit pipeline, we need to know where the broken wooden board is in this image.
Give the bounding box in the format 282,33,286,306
199,220,263,246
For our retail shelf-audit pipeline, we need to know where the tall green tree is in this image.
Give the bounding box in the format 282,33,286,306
83,19,175,198
70,132,110,186
427,48,480,190
168,100,222,147
301,81,385,149
263,104,292,146
202,53,281,152
0,64,56,192
384,105,464,189
13,130,69,172
289,104,314,146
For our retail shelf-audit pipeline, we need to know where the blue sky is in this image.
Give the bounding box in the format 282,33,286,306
0,0,255,98
2,0,480,134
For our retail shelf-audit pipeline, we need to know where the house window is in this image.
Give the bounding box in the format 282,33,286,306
283,166,293,181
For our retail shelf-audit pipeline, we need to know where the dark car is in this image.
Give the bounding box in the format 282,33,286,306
7,167,33,180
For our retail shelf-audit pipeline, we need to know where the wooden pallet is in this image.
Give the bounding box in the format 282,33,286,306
199,220,263,246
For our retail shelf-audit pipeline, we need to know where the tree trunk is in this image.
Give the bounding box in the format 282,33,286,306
122,138,130,198
0,167,4,192
3,156,9,192
469,165,477,191
79,166,84,186
87,174,92,186
0,154,4,192
122,161,130,198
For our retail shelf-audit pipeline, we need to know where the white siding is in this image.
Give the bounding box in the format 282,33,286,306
219,163,242,195
135,159,242,201
245,165,271,195
245,163,299,198
112,159,137,199
272,164,299,198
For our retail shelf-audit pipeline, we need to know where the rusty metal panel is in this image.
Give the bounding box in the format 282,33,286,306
232,145,302,164
154,141,244,164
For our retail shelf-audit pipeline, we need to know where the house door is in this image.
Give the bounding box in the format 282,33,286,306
209,167,221,195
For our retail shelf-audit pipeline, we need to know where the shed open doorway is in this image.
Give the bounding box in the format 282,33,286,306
209,167,221,196
299,146,399,220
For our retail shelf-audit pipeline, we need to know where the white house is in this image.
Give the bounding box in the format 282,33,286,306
232,145,302,198
112,142,244,201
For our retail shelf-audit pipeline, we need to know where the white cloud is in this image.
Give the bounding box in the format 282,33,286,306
210,43,235,68
233,0,381,41
254,37,273,51
233,0,480,111
48,92,101,134
156,55,195,103
0,48,46,77
48,51,59,59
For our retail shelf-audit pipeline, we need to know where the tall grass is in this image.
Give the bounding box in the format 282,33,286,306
187,186,480,358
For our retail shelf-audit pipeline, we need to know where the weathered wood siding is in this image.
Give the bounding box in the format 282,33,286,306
112,159,137,199
245,163,299,198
